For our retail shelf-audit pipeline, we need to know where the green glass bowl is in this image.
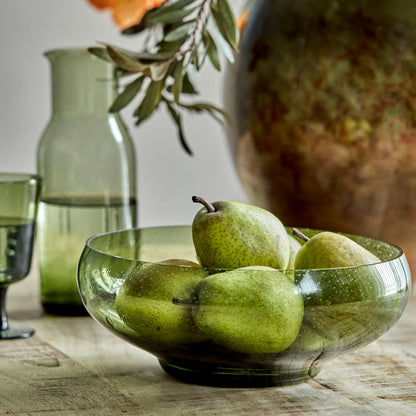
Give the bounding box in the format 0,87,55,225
77,226,411,387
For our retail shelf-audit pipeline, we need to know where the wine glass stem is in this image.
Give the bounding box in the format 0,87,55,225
0,286,9,331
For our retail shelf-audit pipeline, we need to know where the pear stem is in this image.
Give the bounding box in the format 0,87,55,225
292,227,310,242
192,196,216,213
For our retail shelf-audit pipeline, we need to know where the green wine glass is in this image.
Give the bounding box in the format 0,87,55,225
0,173,41,339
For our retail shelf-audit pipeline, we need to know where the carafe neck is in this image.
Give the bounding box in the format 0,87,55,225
46,48,118,116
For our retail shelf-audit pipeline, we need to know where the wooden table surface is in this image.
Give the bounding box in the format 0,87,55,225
1,267,415,416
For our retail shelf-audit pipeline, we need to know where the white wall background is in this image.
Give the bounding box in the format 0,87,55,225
0,0,247,227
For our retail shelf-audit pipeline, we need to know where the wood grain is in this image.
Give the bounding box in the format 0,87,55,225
1,268,415,416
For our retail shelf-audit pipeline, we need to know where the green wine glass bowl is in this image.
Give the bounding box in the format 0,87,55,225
77,226,411,387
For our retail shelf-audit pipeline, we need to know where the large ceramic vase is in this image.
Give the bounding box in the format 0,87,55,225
225,0,416,280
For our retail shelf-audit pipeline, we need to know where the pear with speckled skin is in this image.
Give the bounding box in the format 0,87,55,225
115,259,207,346
293,229,380,269
293,229,382,306
192,266,304,354
191,196,290,269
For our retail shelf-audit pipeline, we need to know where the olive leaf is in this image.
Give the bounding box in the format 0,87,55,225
134,79,166,124
165,100,193,155
148,7,196,24
172,59,185,103
216,0,239,50
167,71,198,95
146,60,172,81
203,30,221,71
130,50,177,63
91,0,241,155
106,45,149,73
164,22,194,42
210,25,235,63
88,47,113,63
162,0,197,12
110,76,145,112
210,0,239,52
155,40,185,56
182,73,199,94
182,101,230,124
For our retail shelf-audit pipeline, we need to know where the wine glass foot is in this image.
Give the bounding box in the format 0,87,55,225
0,324,34,340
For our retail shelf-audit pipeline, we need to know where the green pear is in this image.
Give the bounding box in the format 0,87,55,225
292,228,382,306
115,259,207,346
191,266,304,354
293,229,380,269
191,196,290,269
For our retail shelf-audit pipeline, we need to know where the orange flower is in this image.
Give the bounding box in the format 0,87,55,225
236,7,249,32
88,0,165,30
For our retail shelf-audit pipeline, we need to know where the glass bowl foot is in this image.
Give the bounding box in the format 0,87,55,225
159,359,319,387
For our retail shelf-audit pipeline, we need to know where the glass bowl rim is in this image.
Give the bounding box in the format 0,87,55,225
82,225,406,273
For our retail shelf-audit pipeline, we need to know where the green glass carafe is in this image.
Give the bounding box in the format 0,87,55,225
37,48,137,315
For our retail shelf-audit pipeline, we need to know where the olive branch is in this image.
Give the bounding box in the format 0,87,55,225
89,0,240,155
